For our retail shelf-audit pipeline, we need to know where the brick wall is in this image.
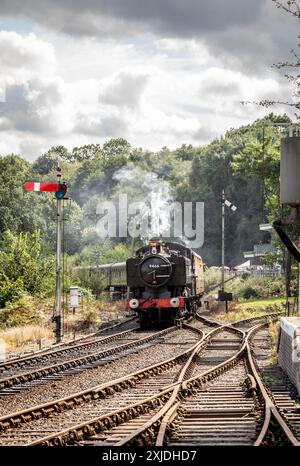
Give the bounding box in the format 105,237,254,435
278,317,300,395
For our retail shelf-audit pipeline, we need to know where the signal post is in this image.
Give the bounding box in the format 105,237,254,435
25,167,67,343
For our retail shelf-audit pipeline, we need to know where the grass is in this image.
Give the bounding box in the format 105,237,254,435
217,301,284,323
0,324,53,352
238,297,285,308
215,298,282,365
0,296,129,353
264,375,276,386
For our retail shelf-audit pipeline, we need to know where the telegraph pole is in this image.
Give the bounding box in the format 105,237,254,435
221,189,225,292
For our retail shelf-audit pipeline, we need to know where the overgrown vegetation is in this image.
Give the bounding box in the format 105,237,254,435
226,276,285,300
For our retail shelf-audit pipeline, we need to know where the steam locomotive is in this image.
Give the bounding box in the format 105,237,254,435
126,240,204,327
88,240,205,328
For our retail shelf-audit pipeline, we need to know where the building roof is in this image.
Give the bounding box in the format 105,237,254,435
244,243,276,258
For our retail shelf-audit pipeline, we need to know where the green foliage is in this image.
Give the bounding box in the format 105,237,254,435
32,146,71,174
242,286,259,299
0,295,45,328
0,230,55,307
71,268,106,299
0,154,48,234
71,144,101,162
231,123,282,219
227,276,285,300
100,242,133,263
0,275,24,308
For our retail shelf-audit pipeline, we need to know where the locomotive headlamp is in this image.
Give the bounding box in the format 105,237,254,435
129,298,139,309
170,297,180,308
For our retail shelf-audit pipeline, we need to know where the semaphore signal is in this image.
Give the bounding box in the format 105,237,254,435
24,167,67,343
25,181,68,198
220,189,237,311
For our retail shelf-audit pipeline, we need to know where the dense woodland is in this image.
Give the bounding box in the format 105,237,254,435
0,113,294,310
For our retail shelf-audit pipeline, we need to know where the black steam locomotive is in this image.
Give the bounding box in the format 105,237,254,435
127,240,204,327
82,240,205,328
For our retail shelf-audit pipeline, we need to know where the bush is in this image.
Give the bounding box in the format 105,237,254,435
227,276,284,300
0,230,55,307
0,295,42,328
0,274,24,308
242,286,259,299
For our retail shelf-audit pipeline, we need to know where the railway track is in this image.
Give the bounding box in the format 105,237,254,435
1,311,297,447
252,327,300,443
0,326,139,375
3,315,138,363
0,315,267,446
154,323,300,446
0,327,179,394
75,324,244,446
51,312,295,447
0,324,203,445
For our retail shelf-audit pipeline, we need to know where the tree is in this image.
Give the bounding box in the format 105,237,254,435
102,138,131,160
0,230,55,307
0,155,50,234
176,118,284,266
231,124,282,220
71,144,101,162
72,139,131,205
33,146,71,174
253,1,300,118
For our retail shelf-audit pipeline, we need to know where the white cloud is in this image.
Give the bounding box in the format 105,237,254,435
99,69,149,109
0,31,56,79
0,22,296,160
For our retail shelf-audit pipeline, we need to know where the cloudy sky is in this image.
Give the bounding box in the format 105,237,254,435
0,0,298,159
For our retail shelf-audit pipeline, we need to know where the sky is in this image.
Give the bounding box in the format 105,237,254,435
0,0,298,160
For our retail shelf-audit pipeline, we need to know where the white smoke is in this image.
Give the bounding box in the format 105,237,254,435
113,164,174,240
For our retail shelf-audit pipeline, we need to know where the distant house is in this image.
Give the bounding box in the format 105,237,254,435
234,260,250,271
243,244,277,267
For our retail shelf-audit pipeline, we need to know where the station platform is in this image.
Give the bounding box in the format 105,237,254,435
278,317,300,395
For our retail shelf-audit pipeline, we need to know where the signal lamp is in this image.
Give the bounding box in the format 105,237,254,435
55,182,67,199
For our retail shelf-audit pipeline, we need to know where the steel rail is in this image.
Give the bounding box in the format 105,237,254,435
2,315,138,365
154,323,261,446
0,313,287,446
84,312,287,447
196,311,282,329
155,322,300,447
24,325,205,447
0,327,177,391
0,327,139,374
117,323,244,446
245,326,300,446
0,325,203,434
28,314,277,446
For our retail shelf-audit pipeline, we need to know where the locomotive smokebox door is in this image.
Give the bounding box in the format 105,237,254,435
218,291,233,302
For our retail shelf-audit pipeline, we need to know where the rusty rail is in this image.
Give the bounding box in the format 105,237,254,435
0,326,203,434
0,327,177,391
